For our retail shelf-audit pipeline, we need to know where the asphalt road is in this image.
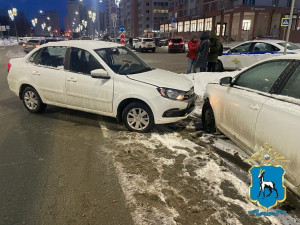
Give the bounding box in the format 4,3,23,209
0,45,133,225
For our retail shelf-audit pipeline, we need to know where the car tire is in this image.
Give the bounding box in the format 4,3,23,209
152,48,156,53
139,46,142,52
122,102,154,133
216,60,224,72
202,101,216,133
22,87,46,113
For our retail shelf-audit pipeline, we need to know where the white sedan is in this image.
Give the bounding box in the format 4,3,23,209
218,40,300,71
7,41,196,132
202,55,300,196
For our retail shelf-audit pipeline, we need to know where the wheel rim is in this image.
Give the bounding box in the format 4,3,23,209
24,91,38,110
127,108,150,131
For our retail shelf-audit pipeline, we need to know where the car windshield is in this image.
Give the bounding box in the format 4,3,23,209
144,39,153,42
277,42,300,50
171,39,183,43
95,46,152,75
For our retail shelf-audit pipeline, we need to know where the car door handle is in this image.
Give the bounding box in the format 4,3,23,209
67,77,77,82
249,103,259,111
32,71,40,76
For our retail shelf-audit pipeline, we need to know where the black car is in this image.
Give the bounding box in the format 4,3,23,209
157,39,169,47
168,38,185,53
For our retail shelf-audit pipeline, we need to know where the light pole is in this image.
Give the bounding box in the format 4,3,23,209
8,7,18,41
284,0,295,55
88,11,96,39
41,22,46,37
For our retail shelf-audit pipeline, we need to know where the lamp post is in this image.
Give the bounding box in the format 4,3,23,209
82,19,87,36
88,11,96,39
41,22,46,37
284,0,295,55
8,7,18,41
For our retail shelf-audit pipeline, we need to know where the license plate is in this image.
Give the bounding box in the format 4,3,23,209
147,44,152,47
174,43,179,45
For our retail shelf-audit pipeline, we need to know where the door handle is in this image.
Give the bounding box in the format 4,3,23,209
32,71,40,76
67,77,77,82
249,103,259,111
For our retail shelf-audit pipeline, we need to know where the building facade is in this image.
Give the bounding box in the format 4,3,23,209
161,0,300,42
119,0,169,37
105,0,121,35
46,10,60,36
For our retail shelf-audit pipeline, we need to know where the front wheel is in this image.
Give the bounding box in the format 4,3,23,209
152,48,156,53
122,102,154,133
202,101,216,133
22,87,46,113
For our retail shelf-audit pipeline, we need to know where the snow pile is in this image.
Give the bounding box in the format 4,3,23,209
0,38,18,46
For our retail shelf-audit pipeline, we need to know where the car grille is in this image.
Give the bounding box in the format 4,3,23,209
184,87,195,100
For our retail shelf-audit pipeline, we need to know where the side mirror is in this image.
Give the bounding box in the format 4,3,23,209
220,76,232,86
91,69,110,79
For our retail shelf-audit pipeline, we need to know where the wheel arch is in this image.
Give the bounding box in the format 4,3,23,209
116,98,153,123
19,84,36,100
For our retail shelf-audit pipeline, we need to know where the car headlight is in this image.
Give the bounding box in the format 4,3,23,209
157,87,185,101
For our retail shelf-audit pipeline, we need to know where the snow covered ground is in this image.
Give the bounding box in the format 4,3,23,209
0,37,18,46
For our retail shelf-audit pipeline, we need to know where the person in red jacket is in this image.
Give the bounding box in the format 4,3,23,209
187,35,200,74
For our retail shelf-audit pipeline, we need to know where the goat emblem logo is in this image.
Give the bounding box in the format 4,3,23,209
249,165,286,210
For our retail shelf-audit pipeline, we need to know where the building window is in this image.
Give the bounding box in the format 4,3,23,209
191,20,197,32
287,0,291,7
205,18,212,31
197,19,204,31
272,0,279,6
146,17,150,21
160,24,165,32
242,20,251,31
165,24,169,32
146,2,150,6
184,21,190,32
178,22,183,32
243,0,255,5
146,10,150,13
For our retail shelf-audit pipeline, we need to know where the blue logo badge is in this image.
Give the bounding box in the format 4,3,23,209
249,165,286,210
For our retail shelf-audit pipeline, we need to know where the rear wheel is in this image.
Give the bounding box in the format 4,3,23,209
122,102,154,133
216,60,224,72
202,101,216,133
22,87,46,113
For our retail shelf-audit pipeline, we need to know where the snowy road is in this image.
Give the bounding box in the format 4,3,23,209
0,45,299,225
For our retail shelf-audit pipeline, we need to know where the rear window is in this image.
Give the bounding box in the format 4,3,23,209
144,39,153,42
28,40,39,43
277,42,300,50
171,39,183,43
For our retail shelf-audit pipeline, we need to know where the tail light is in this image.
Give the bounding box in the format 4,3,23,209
7,63,11,73
169,41,173,46
35,44,40,48
180,41,185,45
142,41,146,44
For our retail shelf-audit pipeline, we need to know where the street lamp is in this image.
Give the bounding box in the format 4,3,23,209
31,18,38,27
8,7,18,41
41,22,46,36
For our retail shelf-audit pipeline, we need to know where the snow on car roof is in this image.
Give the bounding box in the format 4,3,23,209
43,40,122,50
247,39,285,43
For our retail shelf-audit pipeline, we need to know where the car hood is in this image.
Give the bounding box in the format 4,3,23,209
128,69,193,91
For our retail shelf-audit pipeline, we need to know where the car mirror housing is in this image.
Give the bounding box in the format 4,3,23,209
220,76,232,86
91,69,110,79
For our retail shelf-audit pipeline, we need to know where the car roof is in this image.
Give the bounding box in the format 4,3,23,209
43,40,122,50
245,39,285,44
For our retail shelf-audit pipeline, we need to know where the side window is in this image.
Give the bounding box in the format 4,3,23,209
69,48,104,75
234,60,290,93
29,50,40,63
231,43,252,53
252,43,280,52
36,47,67,68
280,65,300,99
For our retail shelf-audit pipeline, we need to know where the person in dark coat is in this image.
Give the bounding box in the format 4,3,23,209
207,31,220,72
194,31,210,72
186,35,200,74
129,36,133,48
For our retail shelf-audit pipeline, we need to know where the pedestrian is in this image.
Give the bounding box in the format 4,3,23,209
129,36,133,49
194,31,210,73
207,31,220,72
186,35,200,74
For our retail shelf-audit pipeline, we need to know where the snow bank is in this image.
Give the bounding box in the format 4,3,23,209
0,38,18,46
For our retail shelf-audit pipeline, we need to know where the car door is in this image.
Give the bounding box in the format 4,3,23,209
254,62,300,186
29,46,68,104
65,47,113,113
247,42,281,67
218,60,292,152
220,42,253,70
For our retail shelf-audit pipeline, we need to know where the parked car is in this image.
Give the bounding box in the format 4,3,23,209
80,36,92,40
126,38,138,48
153,37,163,46
157,39,169,47
133,38,156,52
202,56,300,195
168,38,185,53
22,39,45,53
218,39,300,72
7,41,196,133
